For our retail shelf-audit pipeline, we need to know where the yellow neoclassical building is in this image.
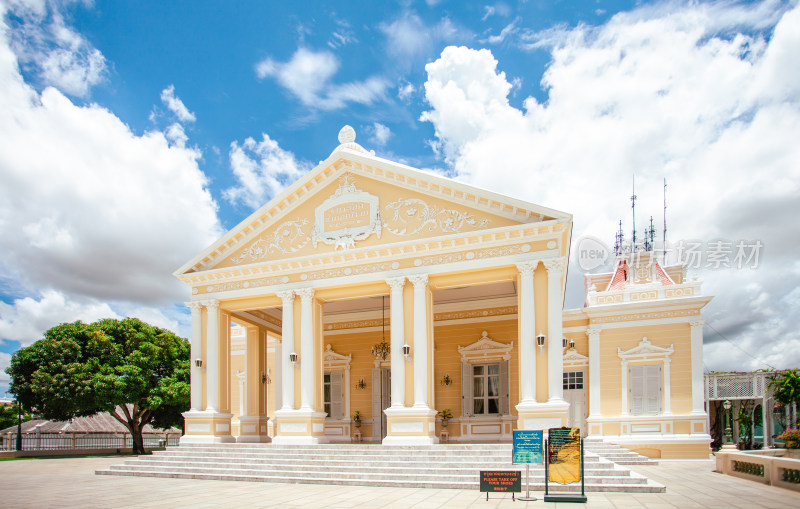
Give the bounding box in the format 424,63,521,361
175,126,712,458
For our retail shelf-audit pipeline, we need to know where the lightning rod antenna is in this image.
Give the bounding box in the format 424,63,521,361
631,175,637,250
663,178,667,262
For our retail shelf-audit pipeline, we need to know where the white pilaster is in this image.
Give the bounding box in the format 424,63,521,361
297,287,315,411
544,258,566,402
620,359,629,416
409,274,430,409
205,299,220,412
587,326,601,418
387,277,406,408
189,301,203,411
663,358,672,416
277,291,295,411
273,334,282,411
515,261,537,404
690,319,706,415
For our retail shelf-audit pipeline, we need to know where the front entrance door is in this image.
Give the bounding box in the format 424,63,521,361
563,369,587,436
372,367,391,440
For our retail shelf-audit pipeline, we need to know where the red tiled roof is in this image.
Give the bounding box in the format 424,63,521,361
0,406,177,434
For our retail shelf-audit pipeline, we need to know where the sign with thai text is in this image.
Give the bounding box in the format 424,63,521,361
323,201,371,231
480,470,521,493
548,427,581,484
513,429,543,464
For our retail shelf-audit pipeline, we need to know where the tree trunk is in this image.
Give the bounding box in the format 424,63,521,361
130,424,146,455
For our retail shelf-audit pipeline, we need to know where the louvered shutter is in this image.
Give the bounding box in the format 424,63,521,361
499,360,510,415
461,362,473,417
645,365,662,415
330,371,344,419
629,365,645,415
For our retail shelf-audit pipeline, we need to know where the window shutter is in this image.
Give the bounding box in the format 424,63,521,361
330,371,344,419
645,365,662,415
629,365,645,415
499,360,510,415
461,362,473,417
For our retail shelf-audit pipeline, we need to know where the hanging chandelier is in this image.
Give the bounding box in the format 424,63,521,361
371,295,390,360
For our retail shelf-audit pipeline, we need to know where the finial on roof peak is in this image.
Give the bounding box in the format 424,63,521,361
338,125,356,144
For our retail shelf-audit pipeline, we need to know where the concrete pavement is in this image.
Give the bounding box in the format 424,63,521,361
1,455,799,508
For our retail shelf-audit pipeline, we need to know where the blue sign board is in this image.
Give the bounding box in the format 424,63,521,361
513,430,543,464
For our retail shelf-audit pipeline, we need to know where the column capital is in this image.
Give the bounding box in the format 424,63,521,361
543,257,567,276
408,274,429,288
296,287,315,301
386,277,406,291
188,301,203,312
690,319,705,328
276,290,295,304
515,260,539,276
587,326,602,338
205,299,220,311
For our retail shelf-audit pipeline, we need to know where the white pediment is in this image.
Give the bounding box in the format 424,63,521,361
458,331,514,363
323,344,352,370
563,347,589,368
618,336,674,361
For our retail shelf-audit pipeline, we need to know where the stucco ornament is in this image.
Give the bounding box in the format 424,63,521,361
383,198,490,236
230,218,310,263
312,174,381,250
338,125,356,144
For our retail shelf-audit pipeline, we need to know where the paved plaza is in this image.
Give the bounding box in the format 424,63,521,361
1,455,799,508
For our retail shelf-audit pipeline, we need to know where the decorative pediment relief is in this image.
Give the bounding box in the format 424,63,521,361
323,344,352,370
618,336,674,361
458,331,514,363
563,347,589,368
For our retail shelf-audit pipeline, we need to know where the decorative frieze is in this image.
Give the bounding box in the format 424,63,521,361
383,198,490,236
230,218,311,264
591,309,699,324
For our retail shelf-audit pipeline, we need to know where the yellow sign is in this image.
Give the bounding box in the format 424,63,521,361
548,427,581,484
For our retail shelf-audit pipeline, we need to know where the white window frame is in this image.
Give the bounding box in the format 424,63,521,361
617,337,673,416
322,344,351,420
458,331,513,417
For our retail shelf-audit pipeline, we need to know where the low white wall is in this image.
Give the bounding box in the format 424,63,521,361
715,450,800,492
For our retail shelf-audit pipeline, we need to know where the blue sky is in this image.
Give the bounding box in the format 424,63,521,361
1,0,799,395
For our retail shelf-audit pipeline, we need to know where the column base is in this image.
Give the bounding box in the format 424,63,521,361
272,408,328,444
382,406,439,444
180,410,235,444
515,400,569,431
236,416,271,443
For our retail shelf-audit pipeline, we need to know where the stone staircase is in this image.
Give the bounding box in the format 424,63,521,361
583,438,659,466
96,443,664,493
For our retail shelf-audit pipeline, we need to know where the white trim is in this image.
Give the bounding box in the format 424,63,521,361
457,331,514,363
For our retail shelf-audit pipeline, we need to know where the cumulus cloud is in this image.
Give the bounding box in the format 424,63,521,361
160,84,196,123
0,8,221,317
255,47,389,110
421,2,800,371
366,122,392,146
380,11,471,62
6,0,106,97
224,134,311,210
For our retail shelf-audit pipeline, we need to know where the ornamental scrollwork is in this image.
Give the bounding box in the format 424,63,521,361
383,198,490,236
230,218,310,263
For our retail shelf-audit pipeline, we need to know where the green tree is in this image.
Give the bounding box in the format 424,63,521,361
6,318,190,454
769,368,800,429
0,404,31,430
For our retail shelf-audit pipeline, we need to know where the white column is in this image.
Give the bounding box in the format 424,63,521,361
387,277,406,408
273,334,282,411
409,274,430,409
297,287,315,411
663,358,672,415
544,258,566,402
205,299,220,412
189,301,203,411
690,319,706,415
587,327,602,418
277,291,295,410
620,359,629,416
515,261,537,404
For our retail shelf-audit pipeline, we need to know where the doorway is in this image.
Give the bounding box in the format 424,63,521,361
563,369,587,436
372,367,391,440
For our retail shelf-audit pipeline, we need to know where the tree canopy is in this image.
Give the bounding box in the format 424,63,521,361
7,317,190,454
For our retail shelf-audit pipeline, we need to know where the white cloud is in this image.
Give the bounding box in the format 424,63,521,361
224,133,311,210
367,122,392,146
0,9,222,313
398,80,415,102
255,47,388,110
6,0,106,97
160,85,196,123
421,2,800,371
484,17,519,44
380,11,471,62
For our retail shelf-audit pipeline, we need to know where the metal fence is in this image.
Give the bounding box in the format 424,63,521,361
2,432,181,451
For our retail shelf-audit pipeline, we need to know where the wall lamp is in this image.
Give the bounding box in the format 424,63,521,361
536,332,546,355
569,339,575,349
355,378,367,390
261,371,270,384
402,343,412,362
289,352,299,366
194,358,203,368
440,373,453,387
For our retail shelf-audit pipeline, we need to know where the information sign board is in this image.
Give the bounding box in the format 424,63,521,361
513,429,543,464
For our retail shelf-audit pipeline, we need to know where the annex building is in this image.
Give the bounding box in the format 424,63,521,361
175,126,712,459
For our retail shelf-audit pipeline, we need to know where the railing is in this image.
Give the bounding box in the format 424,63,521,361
705,372,772,400
716,449,800,492
587,280,702,306
2,432,181,452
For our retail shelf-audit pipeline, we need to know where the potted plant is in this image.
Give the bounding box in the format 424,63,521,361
438,409,453,428
352,410,362,428
778,429,800,449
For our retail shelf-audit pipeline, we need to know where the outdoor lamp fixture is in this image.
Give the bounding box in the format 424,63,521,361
440,373,453,387
289,352,299,366
194,358,203,368
371,296,391,360
569,339,576,349
261,371,269,384
355,378,367,390
402,343,411,362
536,332,546,354
562,337,569,349
723,399,733,445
